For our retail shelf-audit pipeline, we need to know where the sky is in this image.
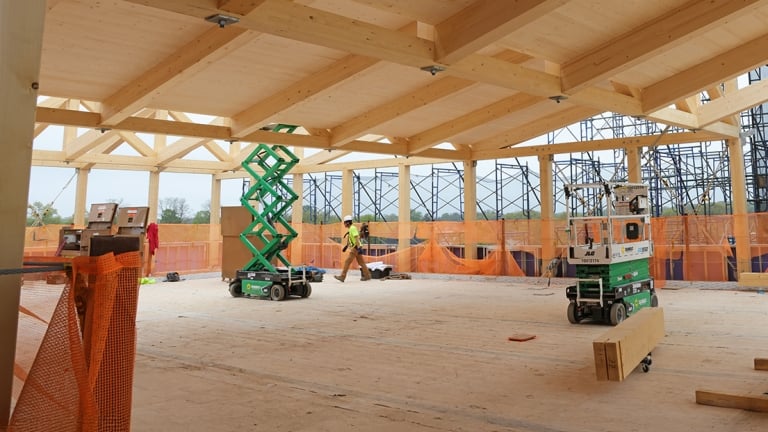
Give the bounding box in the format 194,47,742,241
29,119,252,217
27,166,247,217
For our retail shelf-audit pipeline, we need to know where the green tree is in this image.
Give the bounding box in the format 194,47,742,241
192,210,210,224
502,210,542,220
27,201,63,226
704,201,728,215
159,197,191,224
410,209,425,221
192,200,211,224
438,212,462,221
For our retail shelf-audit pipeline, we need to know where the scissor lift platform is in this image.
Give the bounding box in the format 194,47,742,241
227,124,322,301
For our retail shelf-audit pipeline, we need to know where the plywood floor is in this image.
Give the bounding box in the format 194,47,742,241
131,275,768,431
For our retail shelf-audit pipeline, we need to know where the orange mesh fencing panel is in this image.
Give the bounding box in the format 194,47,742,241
754,213,768,244
300,220,536,277
297,223,345,269
154,242,209,274
11,252,141,432
91,252,141,432
750,213,768,272
648,217,668,287
12,256,97,432
399,221,518,276
649,215,736,282
415,240,525,276
24,216,764,282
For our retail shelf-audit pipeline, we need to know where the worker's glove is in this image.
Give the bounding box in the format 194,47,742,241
342,245,348,252
356,246,364,254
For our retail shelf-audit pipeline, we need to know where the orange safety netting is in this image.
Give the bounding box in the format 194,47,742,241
11,251,141,432
297,220,530,276
415,240,525,276
23,213,768,282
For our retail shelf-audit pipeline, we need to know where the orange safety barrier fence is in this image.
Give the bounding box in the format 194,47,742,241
11,252,141,432
23,213,768,282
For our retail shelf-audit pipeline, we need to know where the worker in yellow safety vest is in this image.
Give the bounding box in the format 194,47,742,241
334,215,372,282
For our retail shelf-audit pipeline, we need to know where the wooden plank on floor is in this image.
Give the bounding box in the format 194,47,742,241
696,390,768,412
755,358,768,371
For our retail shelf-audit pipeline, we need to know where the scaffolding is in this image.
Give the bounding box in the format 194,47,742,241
643,143,731,216
410,172,435,221
545,111,733,217
477,159,539,220
303,173,342,223
553,156,624,214
354,170,399,221
432,164,465,220
744,65,768,212
297,67,768,223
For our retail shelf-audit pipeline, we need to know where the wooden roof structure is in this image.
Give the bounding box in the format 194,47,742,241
34,0,768,176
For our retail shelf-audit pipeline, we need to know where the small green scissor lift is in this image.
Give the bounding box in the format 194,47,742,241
564,182,659,325
228,124,317,301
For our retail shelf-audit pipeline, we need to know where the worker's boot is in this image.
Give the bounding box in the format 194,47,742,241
334,275,345,282
360,275,371,281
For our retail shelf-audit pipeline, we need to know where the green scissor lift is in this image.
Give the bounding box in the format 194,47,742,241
564,182,659,325
227,124,317,301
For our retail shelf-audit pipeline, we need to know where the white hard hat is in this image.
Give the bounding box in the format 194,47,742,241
343,215,353,222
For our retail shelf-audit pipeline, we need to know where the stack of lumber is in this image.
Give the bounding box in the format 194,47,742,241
737,272,768,289
593,307,665,381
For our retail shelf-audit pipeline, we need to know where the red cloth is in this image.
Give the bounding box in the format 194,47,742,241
147,222,159,256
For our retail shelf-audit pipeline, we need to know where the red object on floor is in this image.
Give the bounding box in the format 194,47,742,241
508,334,536,342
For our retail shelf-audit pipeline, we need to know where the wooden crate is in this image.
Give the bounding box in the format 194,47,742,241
221,206,253,237
593,307,665,381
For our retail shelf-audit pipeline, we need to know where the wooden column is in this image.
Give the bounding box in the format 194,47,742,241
0,1,46,428
463,160,477,259
539,154,556,275
147,170,160,223
626,146,642,183
398,164,411,272
291,172,304,265
342,169,353,218
208,175,222,271
728,138,752,277
210,176,222,222
73,168,89,226
148,110,166,224
65,100,85,224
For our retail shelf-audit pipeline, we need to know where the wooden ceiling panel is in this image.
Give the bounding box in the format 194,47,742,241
612,6,768,89
154,34,349,117
443,105,557,148
40,0,205,100
370,84,520,138
495,0,690,63
300,0,412,28
344,0,477,25
277,63,443,129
